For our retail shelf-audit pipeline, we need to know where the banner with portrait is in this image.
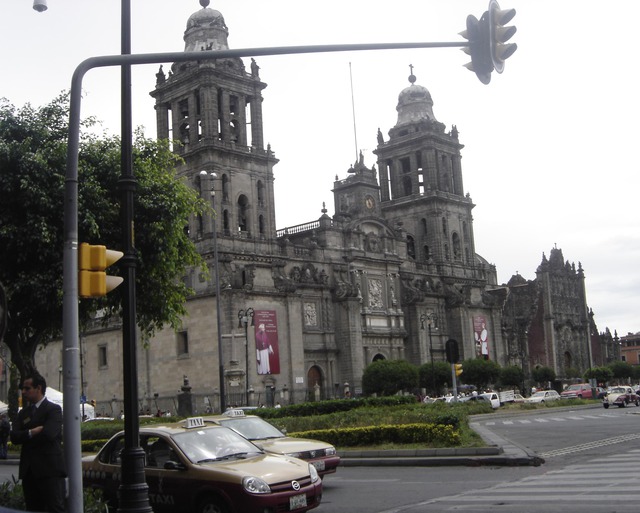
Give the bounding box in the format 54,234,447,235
473,315,490,360
254,310,280,375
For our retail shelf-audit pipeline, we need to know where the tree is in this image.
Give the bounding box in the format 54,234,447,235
608,361,633,382
461,358,501,391
531,366,556,387
0,95,207,384
362,359,419,396
584,366,613,385
499,365,525,390
419,361,451,396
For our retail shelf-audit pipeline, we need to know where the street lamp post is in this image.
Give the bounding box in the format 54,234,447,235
420,312,438,396
238,308,254,405
200,171,226,413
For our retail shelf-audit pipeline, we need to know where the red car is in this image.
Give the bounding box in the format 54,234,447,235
560,383,594,399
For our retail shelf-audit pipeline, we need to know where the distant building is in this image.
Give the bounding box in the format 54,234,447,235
620,332,640,365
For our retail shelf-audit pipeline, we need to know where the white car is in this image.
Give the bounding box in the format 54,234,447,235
524,390,561,403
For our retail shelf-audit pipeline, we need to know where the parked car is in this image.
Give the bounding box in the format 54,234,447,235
512,393,526,403
560,383,594,399
524,390,561,403
82,417,322,513
202,410,340,476
603,386,640,409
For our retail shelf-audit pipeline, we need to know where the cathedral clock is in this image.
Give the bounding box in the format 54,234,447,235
364,195,376,210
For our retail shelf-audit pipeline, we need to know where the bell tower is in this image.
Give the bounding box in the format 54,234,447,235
373,70,478,275
150,0,278,241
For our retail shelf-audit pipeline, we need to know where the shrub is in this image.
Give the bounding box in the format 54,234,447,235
0,478,109,513
291,423,461,447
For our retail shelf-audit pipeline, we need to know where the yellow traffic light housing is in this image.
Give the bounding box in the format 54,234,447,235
455,363,464,377
78,243,124,298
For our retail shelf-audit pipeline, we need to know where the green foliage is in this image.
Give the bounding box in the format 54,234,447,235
256,396,417,419
419,361,452,395
531,365,556,385
564,367,581,379
608,361,634,380
499,365,525,388
291,423,461,448
361,359,419,396
0,477,109,513
584,366,613,384
0,95,207,380
460,358,501,390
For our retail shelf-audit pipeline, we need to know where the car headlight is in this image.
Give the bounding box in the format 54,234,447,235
325,447,336,456
308,463,319,483
242,476,271,494
285,452,302,458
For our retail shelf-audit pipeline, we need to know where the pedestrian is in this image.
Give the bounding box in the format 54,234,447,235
0,412,10,459
10,373,67,513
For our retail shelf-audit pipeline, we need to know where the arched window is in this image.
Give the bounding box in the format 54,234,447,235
221,174,229,202
237,194,249,233
452,232,461,260
407,235,416,260
257,180,265,207
372,353,386,362
223,209,230,235
258,214,265,236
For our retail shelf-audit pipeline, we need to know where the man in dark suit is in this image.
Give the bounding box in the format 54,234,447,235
10,373,66,513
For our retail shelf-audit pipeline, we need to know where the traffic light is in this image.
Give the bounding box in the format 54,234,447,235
460,1,517,84
445,339,460,364
460,13,492,84
78,243,124,298
488,0,517,74
455,363,464,377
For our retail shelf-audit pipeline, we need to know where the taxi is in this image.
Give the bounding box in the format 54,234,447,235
81,417,322,513
202,409,340,477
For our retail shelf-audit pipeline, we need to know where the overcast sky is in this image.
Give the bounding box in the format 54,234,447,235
2,0,638,338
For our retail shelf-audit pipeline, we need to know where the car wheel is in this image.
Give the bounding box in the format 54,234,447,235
198,495,229,513
577,394,582,399
603,403,609,409
636,399,639,407
618,402,625,408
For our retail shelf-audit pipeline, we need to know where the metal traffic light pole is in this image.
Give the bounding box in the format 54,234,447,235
64,37,488,513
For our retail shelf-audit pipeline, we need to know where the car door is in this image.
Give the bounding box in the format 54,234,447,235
142,434,191,513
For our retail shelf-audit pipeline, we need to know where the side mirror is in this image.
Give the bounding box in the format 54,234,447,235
163,460,186,471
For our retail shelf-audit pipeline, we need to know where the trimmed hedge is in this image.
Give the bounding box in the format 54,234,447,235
256,396,417,419
290,423,461,447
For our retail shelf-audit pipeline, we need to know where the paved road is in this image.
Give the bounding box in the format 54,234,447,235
324,404,640,512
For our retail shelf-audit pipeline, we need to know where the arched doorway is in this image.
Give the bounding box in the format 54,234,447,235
307,366,323,401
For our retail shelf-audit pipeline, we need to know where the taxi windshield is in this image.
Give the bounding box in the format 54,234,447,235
218,416,284,440
172,427,261,463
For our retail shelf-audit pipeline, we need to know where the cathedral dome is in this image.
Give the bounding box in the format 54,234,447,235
395,72,437,127
184,0,229,52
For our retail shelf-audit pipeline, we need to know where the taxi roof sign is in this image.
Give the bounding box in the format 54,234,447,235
185,417,205,429
224,409,246,417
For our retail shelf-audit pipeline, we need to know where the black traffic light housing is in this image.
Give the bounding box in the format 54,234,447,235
445,339,460,364
461,1,517,84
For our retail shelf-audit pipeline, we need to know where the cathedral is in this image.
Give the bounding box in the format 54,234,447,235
32,2,616,413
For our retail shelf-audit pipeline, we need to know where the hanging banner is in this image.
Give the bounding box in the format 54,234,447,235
473,315,490,360
254,310,280,375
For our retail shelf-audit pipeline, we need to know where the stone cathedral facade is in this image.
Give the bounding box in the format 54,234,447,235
32,2,615,413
